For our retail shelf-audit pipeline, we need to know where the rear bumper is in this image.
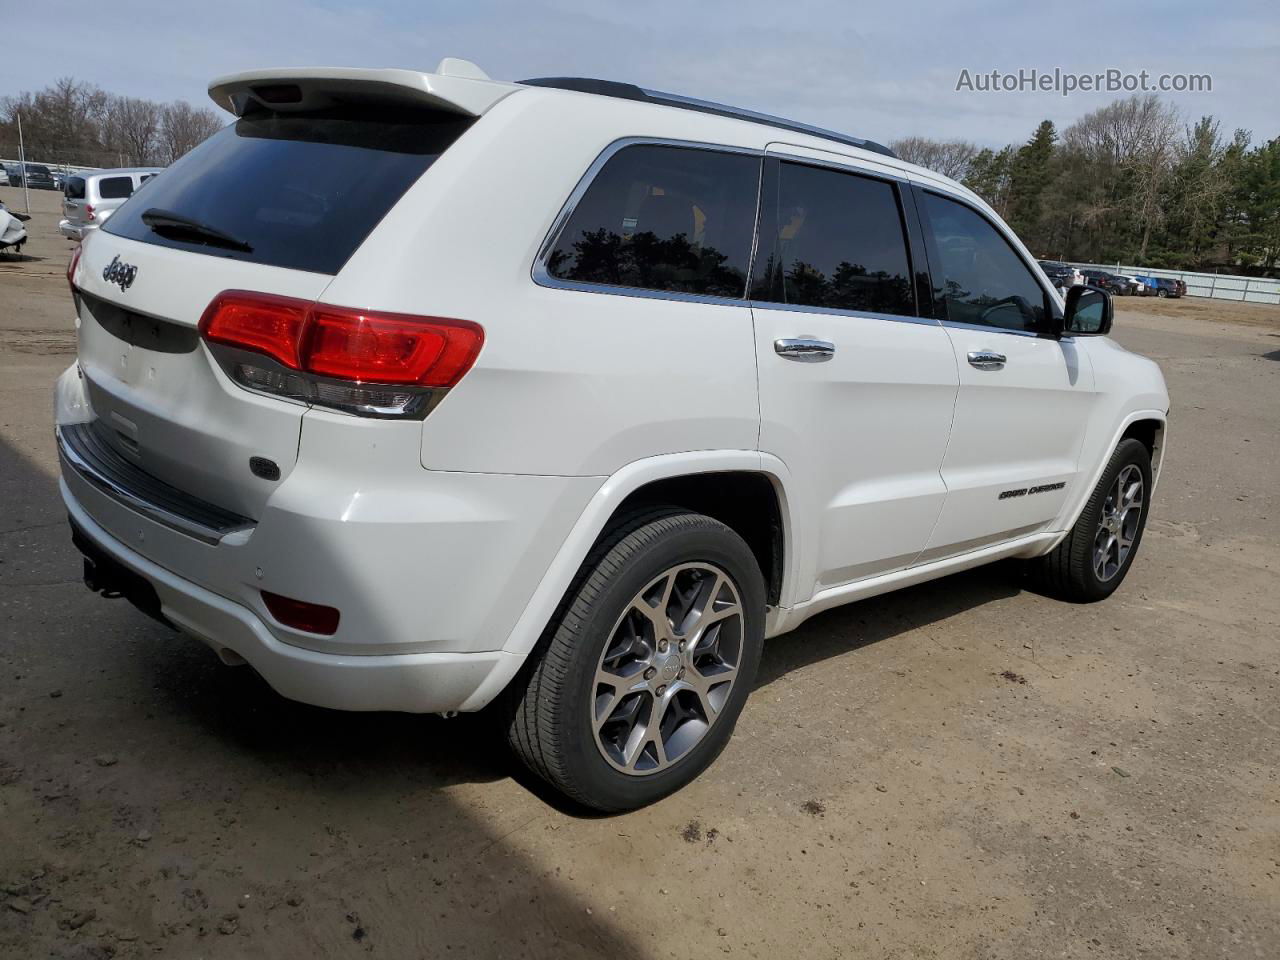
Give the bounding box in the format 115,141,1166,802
63,487,522,713
59,219,89,241
54,363,602,712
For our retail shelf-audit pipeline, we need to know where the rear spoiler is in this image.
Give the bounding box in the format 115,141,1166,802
208,60,522,118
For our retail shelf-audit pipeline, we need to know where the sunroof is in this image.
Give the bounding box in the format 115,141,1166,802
518,77,897,159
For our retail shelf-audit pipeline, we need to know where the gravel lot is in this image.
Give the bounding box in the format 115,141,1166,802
2,184,1278,959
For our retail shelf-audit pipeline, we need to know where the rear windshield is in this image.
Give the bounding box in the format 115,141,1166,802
104,105,475,274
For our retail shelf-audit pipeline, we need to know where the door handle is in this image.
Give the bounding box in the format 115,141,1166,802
775,338,835,362
967,350,1006,371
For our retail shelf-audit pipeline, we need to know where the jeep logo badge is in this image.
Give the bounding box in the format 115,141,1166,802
102,255,138,291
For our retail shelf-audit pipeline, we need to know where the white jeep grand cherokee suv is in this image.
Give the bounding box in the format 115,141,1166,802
56,59,1169,811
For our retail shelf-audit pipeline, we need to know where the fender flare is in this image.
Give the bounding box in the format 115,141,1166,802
1042,407,1167,554
497,449,799,658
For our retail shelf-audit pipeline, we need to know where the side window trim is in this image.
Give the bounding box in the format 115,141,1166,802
532,136,765,307
746,155,935,324
912,184,1057,336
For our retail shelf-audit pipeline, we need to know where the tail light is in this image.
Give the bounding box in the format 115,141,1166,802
67,244,83,294
198,290,483,419
85,204,95,221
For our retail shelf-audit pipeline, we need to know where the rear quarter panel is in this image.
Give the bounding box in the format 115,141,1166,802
319,90,770,478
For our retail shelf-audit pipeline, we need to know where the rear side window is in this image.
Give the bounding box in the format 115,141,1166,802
98,177,134,200
105,105,474,275
65,177,86,200
922,192,1047,332
546,144,760,299
750,161,914,316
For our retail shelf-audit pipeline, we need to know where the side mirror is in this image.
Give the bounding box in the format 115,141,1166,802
1061,285,1112,336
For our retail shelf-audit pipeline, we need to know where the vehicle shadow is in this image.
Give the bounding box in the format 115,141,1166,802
1262,349,1280,362
755,564,1024,689
0,433,646,958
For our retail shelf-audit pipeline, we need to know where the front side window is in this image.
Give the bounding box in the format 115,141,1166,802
98,177,134,200
922,192,1047,332
545,144,760,299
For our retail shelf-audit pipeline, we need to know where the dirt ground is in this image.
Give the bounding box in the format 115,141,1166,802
1,184,1277,959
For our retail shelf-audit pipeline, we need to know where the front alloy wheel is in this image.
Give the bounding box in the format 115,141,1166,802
1093,464,1144,582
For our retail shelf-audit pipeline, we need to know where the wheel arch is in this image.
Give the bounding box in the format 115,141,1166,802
1042,409,1167,555
496,451,798,659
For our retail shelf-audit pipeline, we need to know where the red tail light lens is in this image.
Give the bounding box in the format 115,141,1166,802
199,291,483,387
67,244,83,293
261,590,340,635
199,291,309,369
306,308,483,387
85,204,95,221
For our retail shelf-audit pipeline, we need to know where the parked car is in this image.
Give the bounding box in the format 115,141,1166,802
60,168,163,241
1132,276,1162,296
5,162,56,189
1080,269,1129,295
1109,273,1144,296
1037,260,1083,289
0,165,9,187
1152,277,1185,298
58,60,1169,811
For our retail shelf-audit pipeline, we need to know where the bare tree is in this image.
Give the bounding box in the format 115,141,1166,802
158,101,223,164
105,96,162,166
890,136,980,180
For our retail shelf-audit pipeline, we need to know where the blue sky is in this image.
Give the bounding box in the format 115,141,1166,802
5,0,1276,147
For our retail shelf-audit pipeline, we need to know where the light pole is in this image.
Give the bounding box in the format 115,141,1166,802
17,110,31,215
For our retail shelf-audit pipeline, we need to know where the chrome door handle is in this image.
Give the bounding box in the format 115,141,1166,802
967,350,1006,371
774,338,835,362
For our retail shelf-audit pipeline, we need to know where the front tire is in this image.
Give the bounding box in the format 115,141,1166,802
504,509,765,812
1026,438,1152,602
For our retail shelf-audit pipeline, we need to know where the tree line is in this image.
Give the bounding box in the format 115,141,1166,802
892,94,1280,276
4,80,1275,276
0,78,223,170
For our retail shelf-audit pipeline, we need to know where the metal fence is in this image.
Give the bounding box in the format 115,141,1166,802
1072,262,1280,305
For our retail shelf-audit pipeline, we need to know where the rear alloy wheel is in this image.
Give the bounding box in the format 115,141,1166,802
1157,288,1169,298
504,509,764,812
592,563,744,775
1025,438,1152,602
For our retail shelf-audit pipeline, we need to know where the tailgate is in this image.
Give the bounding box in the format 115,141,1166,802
73,232,331,520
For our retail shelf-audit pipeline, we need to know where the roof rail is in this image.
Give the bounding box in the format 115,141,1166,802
518,77,897,159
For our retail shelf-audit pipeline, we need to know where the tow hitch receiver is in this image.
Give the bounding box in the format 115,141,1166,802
70,520,172,627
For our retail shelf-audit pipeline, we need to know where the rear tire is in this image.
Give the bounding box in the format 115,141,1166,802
503,508,765,812
1025,438,1152,602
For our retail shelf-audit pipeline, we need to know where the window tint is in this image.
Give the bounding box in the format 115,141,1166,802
750,162,914,317
105,105,473,274
546,145,759,298
923,192,1047,332
64,177,86,200
98,177,134,200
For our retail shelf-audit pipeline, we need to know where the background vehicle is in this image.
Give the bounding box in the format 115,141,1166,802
1037,260,1083,288
57,61,1169,811
1153,277,1186,298
0,166,8,187
5,162,56,189
1132,275,1161,296
1109,273,1144,296
0,199,30,253
1080,268,1129,294
60,167,163,240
